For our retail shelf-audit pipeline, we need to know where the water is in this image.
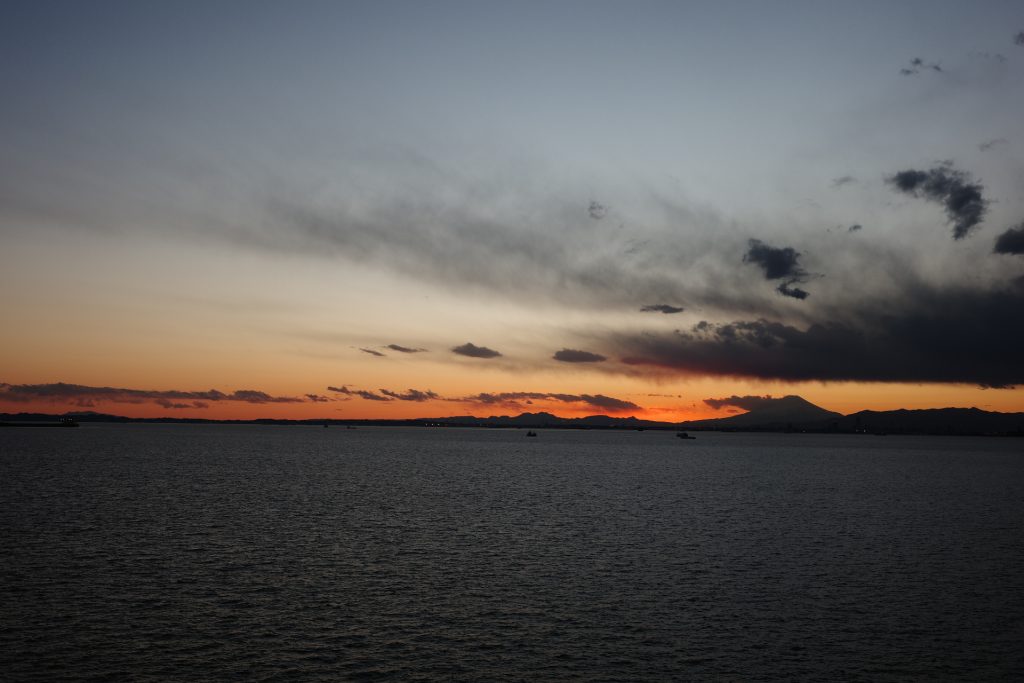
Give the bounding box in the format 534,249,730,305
2,425,1023,681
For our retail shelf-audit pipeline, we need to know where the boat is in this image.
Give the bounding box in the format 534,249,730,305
526,431,537,437
676,431,696,440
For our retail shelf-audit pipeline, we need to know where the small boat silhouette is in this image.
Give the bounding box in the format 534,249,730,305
676,431,696,440
526,431,537,437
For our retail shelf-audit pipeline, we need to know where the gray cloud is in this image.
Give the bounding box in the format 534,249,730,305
900,57,942,75
776,282,810,300
0,383,312,405
847,224,862,233
614,282,1024,388
743,239,811,299
456,391,639,412
1015,31,1024,46
885,164,987,240
155,398,194,409
831,176,856,188
744,240,803,280
360,348,386,357
326,385,392,401
588,201,607,220
704,395,775,411
994,224,1024,255
640,304,684,314
261,195,736,315
379,388,439,402
323,385,637,411
452,342,502,359
386,344,426,353
553,348,607,363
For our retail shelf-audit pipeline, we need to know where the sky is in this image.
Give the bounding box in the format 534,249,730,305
2,0,1024,420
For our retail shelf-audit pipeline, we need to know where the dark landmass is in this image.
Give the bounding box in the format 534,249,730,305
678,395,841,430
2,397,1024,435
829,407,1024,436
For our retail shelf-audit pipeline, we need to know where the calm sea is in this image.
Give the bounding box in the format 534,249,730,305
2,425,1022,681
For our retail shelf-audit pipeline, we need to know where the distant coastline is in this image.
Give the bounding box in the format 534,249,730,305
3,403,1024,437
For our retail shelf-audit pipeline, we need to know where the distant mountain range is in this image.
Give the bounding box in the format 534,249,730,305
3,396,1024,435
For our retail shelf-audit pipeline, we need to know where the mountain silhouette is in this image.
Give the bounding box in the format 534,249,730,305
679,395,842,429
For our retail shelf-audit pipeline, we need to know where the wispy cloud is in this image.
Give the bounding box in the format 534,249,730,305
379,388,439,402
360,348,386,357
155,398,199,410
978,138,1007,152
588,201,607,220
455,391,639,413
386,344,427,353
259,193,736,314
322,384,640,413
327,385,392,401
0,383,315,406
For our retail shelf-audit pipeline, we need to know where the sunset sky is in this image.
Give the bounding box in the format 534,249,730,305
3,1,1024,420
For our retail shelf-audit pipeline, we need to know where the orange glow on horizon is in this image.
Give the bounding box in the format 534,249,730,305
3,378,1023,422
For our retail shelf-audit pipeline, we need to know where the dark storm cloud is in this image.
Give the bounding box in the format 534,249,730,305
456,391,639,412
743,239,811,300
360,348,385,357
831,176,856,188
552,348,607,363
994,224,1024,255
379,388,439,402
640,304,685,314
386,344,426,353
0,383,311,405
613,282,1024,388
704,395,775,411
588,201,607,220
885,164,987,240
452,342,502,359
847,224,862,233
978,138,1007,152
